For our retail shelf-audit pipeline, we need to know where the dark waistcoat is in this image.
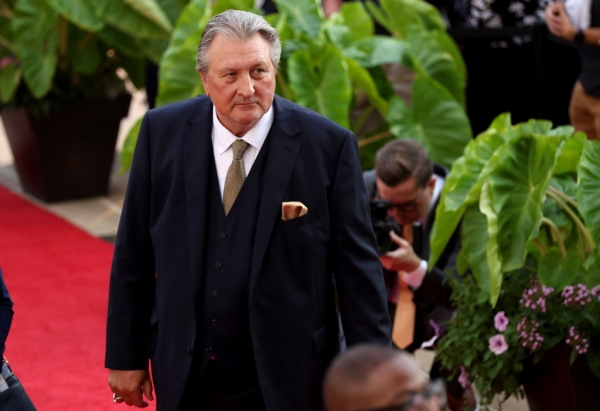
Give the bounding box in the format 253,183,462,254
194,138,269,389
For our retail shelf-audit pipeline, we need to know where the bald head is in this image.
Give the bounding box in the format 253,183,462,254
323,345,428,411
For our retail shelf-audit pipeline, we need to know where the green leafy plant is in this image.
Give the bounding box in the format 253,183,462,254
430,114,600,407
119,0,472,173
0,0,189,114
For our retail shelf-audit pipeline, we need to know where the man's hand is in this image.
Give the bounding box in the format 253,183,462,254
545,2,577,40
380,231,421,272
108,369,154,408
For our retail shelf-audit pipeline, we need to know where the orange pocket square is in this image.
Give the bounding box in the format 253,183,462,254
281,201,308,221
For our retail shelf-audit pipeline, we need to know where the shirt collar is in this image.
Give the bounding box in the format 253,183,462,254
212,104,274,154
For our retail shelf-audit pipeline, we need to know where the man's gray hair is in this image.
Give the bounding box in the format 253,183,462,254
196,10,281,73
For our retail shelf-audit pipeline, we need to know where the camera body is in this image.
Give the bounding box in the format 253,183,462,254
369,199,423,256
369,199,401,255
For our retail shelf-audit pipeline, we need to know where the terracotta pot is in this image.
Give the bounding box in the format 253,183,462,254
522,344,600,411
1,93,131,203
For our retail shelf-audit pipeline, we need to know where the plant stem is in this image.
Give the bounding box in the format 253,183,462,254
0,36,15,54
352,105,374,136
546,188,595,253
541,217,567,258
358,130,392,148
57,17,69,70
533,238,546,256
547,185,578,209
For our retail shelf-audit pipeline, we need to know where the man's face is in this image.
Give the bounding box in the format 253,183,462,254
200,33,276,137
375,176,435,226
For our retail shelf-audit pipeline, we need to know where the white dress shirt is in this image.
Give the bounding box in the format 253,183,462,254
211,105,274,199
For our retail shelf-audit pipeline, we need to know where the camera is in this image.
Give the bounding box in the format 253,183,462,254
369,199,424,256
369,199,401,255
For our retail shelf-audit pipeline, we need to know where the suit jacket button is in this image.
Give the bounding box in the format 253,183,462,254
219,233,226,240
213,291,219,297
215,263,221,269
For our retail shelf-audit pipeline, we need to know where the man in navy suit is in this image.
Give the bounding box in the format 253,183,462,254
105,10,391,411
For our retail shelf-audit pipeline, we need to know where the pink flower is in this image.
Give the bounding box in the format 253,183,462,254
592,285,600,300
458,366,469,389
489,334,508,355
494,311,509,332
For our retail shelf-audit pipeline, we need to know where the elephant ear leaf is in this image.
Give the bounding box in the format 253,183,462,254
43,0,104,31
288,45,352,128
12,0,59,98
577,140,600,250
0,64,21,103
275,0,323,39
156,0,209,107
489,135,564,272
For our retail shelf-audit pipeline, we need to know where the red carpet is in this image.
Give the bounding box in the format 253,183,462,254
0,185,156,410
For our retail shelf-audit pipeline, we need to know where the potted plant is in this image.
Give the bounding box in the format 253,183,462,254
429,113,600,410
119,0,473,174
0,0,187,202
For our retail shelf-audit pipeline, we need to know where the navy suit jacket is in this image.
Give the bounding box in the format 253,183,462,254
105,95,391,411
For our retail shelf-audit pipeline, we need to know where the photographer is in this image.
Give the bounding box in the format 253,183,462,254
364,139,473,411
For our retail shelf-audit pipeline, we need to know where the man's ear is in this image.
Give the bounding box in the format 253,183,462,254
200,71,209,96
427,176,436,193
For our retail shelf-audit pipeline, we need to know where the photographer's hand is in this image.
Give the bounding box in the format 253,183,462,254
380,231,421,272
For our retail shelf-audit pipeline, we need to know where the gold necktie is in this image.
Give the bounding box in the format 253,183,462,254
223,139,249,215
392,224,416,349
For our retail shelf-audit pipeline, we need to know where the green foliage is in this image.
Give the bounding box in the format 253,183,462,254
120,0,472,173
0,0,188,112
433,115,600,406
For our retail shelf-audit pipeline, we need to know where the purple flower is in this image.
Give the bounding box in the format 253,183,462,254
592,285,600,300
494,311,509,332
489,334,508,355
458,366,469,389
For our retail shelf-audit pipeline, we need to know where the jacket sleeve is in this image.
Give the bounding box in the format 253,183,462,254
330,133,392,347
0,268,13,359
105,112,156,370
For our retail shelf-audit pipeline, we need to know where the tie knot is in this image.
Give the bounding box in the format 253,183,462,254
232,139,249,160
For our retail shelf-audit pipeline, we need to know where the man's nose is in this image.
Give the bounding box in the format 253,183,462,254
237,73,255,97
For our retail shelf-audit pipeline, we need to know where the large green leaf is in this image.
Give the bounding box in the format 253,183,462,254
429,116,510,267
489,134,564,272
17,33,57,98
12,0,59,98
96,26,146,59
99,0,171,40
123,0,173,33
406,27,464,105
480,181,503,306
120,116,143,175
375,0,444,38
155,0,209,107
538,248,580,290
212,0,254,16
288,45,351,128
69,28,102,74
429,29,466,91
347,36,406,68
577,140,600,249
459,205,492,299
554,131,585,175
387,76,471,169
43,0,103,31
275,0,322,39
0,63,20,103
339,1,373,41
155,0,190,24
12,0,58,39
345,57,388,116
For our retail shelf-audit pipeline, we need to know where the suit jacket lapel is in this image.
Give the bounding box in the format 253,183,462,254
183,97,214,295
249,97,300,297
